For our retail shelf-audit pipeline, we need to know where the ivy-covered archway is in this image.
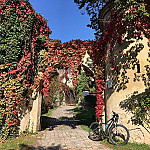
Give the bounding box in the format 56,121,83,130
2,0,150,141
0,0,105,140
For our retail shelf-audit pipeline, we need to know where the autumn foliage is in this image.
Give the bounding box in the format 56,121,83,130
75,0,150,121
0,0,105,139
0,0,51,139
1,0,149,140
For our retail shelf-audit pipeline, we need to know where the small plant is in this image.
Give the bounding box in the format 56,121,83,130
121,90,150,126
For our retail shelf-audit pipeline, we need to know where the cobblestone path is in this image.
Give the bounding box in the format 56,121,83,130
30,106,112,150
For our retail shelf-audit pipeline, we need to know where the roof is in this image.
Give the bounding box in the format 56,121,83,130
82,85,90,91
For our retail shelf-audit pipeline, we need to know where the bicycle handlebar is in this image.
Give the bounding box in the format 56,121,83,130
112,111,119,122
112,111,116,115
97,111,119,119
112,111,118,116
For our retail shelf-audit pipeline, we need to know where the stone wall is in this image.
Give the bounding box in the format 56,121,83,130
19,81,43,133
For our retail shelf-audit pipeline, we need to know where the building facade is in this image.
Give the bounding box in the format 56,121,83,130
100,2,150,144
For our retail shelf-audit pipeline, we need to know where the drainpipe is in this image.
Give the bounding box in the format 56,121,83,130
104,69,107,123
104,53,107,123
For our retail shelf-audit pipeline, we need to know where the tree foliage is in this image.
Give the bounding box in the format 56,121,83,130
74,0,110,39
74,0,150,121
74,0,150,39
75,71,95,103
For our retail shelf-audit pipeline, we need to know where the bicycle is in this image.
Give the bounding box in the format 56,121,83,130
89,111,130,145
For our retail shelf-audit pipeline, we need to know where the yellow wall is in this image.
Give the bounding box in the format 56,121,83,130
106,36,150,144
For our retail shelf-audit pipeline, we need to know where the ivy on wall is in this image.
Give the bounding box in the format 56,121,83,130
39,40,105,119
0,0,51,140
4,0,149,140
74,0,150,121
0,0,105,139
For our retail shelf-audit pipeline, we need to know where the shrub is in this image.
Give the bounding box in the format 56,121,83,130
84,95,97,108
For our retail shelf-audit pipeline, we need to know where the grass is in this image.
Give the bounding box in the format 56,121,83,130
73,107,150,150
42,106,58,117
0,107,58,150
0,134,37,150
101,139,150,150
73,107,96,131
41,106,58,130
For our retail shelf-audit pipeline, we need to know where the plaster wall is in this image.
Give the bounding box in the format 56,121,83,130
29,91,42,131
82,51,94,73
19,83,42,132
106,36,150,144
99,3,150,144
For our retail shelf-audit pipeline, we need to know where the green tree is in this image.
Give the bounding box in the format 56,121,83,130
75,71,95,103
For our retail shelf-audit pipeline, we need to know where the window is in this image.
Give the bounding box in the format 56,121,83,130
107,77,113,88
136,64,140,73
116,66,120,75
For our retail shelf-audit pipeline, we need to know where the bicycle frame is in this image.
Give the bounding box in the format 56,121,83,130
99,117,113,132
89,112,129,145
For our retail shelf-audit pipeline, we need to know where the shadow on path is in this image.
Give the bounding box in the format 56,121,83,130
19,144,62,150
26,106,110,150
41,113,79,131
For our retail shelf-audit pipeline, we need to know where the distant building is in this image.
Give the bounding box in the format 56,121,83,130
56,50,95,105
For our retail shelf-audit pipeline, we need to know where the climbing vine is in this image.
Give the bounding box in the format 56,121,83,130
0,0,105,139
39,39,105,113
0,0,51,140
74,0,150,120
2,0,149,140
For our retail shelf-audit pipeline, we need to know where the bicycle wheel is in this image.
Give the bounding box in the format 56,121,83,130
89,122,101,141
109,124,129,145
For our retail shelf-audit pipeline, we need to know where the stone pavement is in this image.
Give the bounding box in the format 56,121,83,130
30,106,112,150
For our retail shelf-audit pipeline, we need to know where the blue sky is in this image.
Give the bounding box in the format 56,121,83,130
29,0,95,43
